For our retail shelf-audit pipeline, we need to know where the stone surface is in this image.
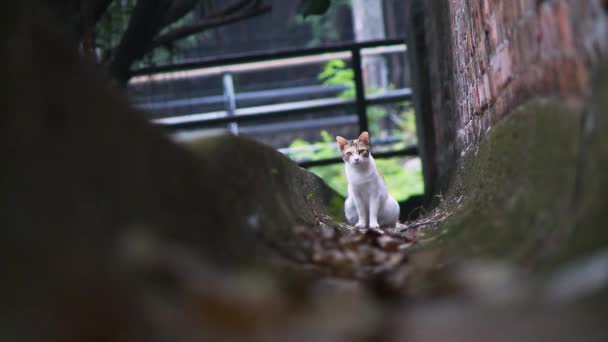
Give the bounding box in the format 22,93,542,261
416,65,608,277
3,1,608,341
408,0,608,194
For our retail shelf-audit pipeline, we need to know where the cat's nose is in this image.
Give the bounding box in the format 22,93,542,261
353,157,360,162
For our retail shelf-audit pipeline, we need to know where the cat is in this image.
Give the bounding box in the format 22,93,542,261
336,132,400,229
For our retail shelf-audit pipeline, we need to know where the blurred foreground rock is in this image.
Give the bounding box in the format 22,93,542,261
2,1,608,341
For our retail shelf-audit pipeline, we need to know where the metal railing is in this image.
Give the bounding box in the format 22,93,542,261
131,38,417,167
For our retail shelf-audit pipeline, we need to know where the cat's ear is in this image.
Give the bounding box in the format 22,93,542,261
336,136,348,150
358,131,369,144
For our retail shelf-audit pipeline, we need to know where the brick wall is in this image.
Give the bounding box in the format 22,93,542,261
408,0,608,196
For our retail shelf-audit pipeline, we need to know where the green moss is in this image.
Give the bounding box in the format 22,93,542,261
419,64,608,273
325,194,345,221
425,101,581,262
548,66,608,266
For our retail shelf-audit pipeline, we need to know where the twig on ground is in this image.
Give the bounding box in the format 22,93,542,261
399,220,439,232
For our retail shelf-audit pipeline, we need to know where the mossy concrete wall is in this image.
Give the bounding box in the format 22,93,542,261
417,65,608,272
405,0,608,286
408,0,608,196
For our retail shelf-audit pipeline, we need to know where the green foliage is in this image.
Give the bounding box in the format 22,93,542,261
95,1,206,67
318,59,418,141
393,105,417,144
96,0,136,53
295,0,351,46
317,59,415,140
374,158,424,200
366,103,418,144
299,0,332,17
366,106,385,138
286,131,424,201
318,59,355,98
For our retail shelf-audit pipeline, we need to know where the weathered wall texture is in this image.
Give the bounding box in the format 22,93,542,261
409,0,608,195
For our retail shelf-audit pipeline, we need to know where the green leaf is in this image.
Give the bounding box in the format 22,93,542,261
299,0,331,18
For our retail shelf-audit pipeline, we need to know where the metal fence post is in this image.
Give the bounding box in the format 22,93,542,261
351,48,368,133
222,72,238,135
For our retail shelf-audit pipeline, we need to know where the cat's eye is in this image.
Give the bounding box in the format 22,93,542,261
345,152,352,157
360,150,368,156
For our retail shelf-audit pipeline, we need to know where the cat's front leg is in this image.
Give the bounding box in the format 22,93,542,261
353,195,367,229
344,196,358,225
368,195,380,229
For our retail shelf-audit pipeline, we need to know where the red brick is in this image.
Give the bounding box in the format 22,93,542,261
554,2,575,56
413,0,606,187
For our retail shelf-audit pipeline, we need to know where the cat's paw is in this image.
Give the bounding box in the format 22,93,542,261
369,222,380,229
354,222,366,229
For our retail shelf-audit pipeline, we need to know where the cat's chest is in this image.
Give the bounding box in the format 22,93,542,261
351,180,376,194
347,173,382,194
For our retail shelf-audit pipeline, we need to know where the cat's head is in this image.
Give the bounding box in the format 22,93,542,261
336,132,371,167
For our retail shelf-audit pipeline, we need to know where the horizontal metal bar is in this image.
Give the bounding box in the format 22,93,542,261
368,147,420,159
298,145,419,168
130,52,352,84
238,115,358,135
131,44,407,85
135,84,347,111
152,88,412,130
366,88,413,106
154,97,355,129
132,38,406,76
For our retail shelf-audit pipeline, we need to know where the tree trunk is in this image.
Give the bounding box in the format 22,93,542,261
107,0,174,85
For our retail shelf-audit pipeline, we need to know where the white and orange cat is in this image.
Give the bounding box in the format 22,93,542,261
336,132,400,229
